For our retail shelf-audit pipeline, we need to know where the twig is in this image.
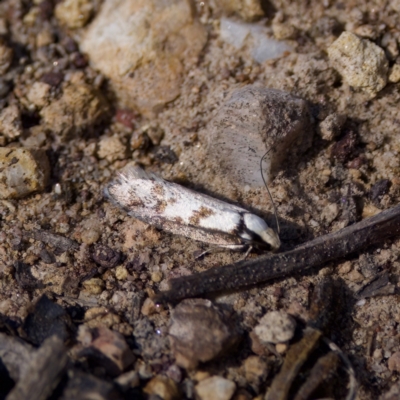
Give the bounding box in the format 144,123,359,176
154,204,400,304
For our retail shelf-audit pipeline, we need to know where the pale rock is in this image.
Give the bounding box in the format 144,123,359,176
0,105,22,139
207,86,312,187
82,278,105,294
388,64,400,83
319,113,346,141
0,39,12,74
0,148,50,199
97,135,127,162
217,0,264,21
79,216,102,244
328,31,388,96
40,79,108,138
144,376,180,400
220,18,292,63
169,299,239,369
84,307,121,328
195,376,236,400
321,203,339,224
55,0,94,29
254,311,296,344
115,266,128,281
81,0,207,116
27,82,51,108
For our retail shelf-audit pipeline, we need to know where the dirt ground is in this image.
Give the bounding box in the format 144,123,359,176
0,0,400,399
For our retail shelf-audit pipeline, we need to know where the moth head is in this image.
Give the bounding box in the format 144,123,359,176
243,213,281,251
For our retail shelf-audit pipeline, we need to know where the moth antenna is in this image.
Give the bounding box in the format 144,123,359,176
260,148,280,234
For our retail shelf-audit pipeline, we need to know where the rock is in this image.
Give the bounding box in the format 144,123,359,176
388,64,400,83
253,311,296,344
195,376,236,400
90,244,121,268
321,203,339,224
217,0,264,21
55,0,94,29
318,113,346,141
207,86,312,187
77,325,135,376
0,105,22,139
82,278,105,294
26,82,51,108
388,351,400,372
328,31,388,96
220,18,293,63
168,299,240,369
40,77,108,138
81,0,207,116
144,376,180,400
0,147,50,199
0,39,12,74
97,135,127,162
243,356,269,387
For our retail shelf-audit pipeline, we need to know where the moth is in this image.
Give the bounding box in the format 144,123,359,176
105,166,280,253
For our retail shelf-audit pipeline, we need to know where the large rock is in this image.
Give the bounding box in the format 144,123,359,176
207,86,313,187
81,0,207,116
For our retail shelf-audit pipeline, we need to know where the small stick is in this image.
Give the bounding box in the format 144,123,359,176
154,204,400,304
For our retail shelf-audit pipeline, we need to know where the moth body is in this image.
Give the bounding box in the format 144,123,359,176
105,167,280,251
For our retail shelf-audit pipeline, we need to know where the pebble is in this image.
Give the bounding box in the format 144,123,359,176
253,311,296,344
328,31,388,96
0,39,13,74
346,269,364,283
77,325,135,376
82,278,105,295
84,307,121,329
207,86,312,188
91,244,121,268
81,0,207,116
27,81,51,108
144,376,180,400
115,266,128,281
243,356,269,386
217,0,264,21
55,0,94,29
195,376,236,400
168,299,239,369
97,135,127,162
0,148,50,199
388,351,400,372
321,203,339,224
0,105,22,139
318,113,346,141
388,64,400,83
114,370,140,390
220,18,292,63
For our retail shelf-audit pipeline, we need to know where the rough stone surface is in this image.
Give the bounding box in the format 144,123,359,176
81,0,207,116
388,351,400,372
318,113,346,141
253,311,296,344
207,86,312,187
143,375,180,400
169,299,239,369
55,0,94,29
77,325,135,376
195,376,236,400
328,31,389,95
0,147,50,199
0,105,22,139
216,0,264,21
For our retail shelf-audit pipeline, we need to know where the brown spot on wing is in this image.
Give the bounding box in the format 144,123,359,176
189,206,215,226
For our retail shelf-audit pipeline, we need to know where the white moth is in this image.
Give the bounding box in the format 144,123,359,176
105,167,280,252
